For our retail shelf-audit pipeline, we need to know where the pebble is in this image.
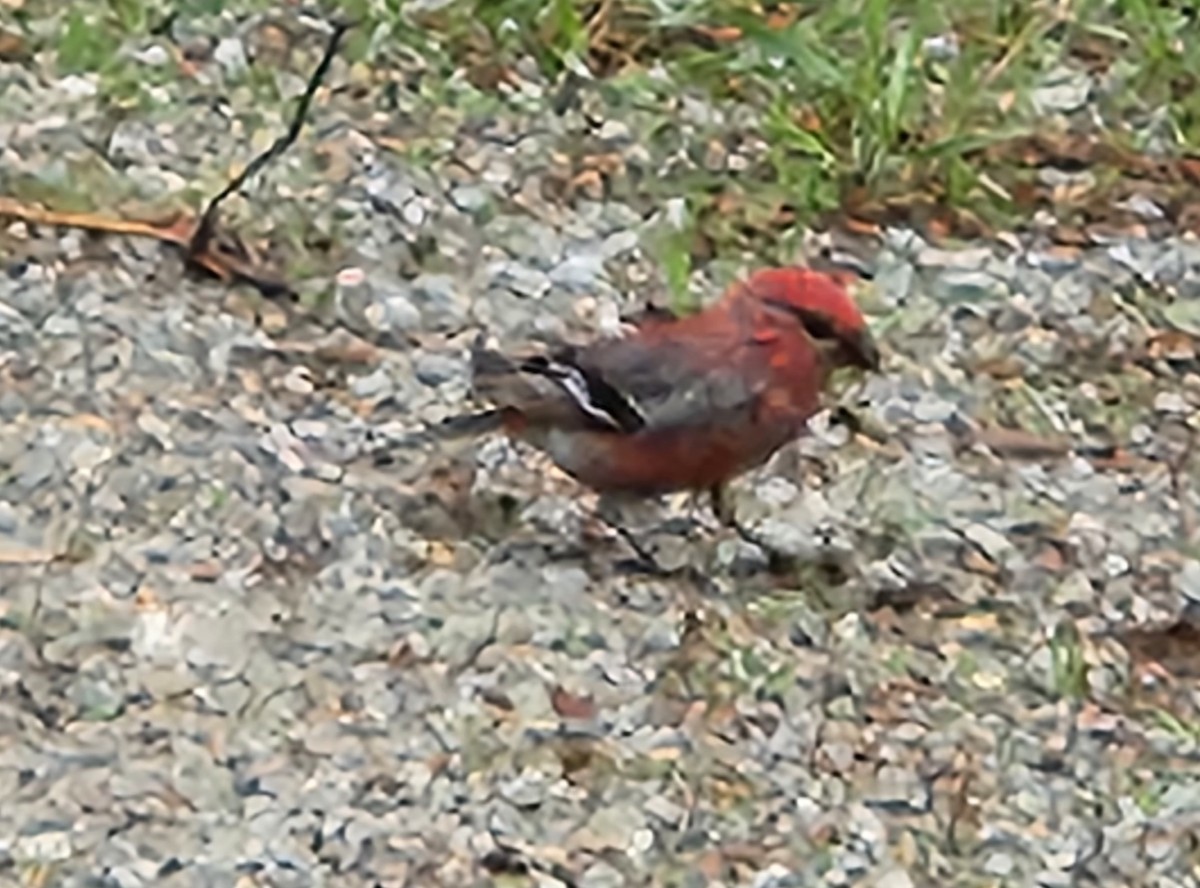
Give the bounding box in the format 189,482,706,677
1178,560,1200,602
872,867,915,888
213,37,249,76
1032,66,1092,114
0,20,1189,888
984,852,1015,876
866,766,930,813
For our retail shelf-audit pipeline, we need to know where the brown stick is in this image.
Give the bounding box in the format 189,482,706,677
189,18,352,261
0,18,353,299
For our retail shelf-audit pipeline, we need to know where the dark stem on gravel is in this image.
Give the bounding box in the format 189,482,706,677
189,19,352,259
1168,421,1198,543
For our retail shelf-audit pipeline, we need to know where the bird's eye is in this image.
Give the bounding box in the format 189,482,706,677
795,308,839,341
761,294,843,341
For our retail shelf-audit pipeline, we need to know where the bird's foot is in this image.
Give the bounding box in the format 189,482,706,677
611,536,674,578
732,524,797,575
711,488,805,575
591,503,723,594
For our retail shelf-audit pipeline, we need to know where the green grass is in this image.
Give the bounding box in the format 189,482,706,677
350,0,1200,251
1049,618,1090,700
3,0,1199,267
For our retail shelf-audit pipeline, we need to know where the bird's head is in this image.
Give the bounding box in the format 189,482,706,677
743,266,881,372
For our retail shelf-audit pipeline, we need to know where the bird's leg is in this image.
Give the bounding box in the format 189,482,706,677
710,482,762,543
593,502,725,600
709,483,736,527
610,522,673,576
710,481,756,544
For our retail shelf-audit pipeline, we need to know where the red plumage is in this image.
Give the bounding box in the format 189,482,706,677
453,265,880,518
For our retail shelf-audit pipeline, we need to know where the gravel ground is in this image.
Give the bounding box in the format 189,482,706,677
4,10,1200,888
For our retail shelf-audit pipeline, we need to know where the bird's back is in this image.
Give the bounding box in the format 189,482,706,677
529,293,826,494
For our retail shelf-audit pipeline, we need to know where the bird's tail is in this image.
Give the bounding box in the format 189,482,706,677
359,335,522,469
432,409,507,438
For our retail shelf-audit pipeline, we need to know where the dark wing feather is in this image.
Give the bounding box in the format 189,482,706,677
470,304,784,436
518,351,647,433
564,326,773,432
468,335,651,433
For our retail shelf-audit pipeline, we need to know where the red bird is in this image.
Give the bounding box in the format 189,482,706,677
443,265,881,529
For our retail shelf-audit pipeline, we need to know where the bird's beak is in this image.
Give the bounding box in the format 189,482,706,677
842,326,882,372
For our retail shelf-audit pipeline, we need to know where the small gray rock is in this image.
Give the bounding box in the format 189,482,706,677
872,867,915,888
865,766,930,813
409,273,470,330
213,37,248,76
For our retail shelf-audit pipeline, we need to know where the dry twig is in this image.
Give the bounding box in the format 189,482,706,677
0,18,352,298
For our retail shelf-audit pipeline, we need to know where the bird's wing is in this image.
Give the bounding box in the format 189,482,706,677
519,301,794,434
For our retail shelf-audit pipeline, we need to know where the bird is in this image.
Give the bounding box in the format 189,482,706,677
436,264,881,556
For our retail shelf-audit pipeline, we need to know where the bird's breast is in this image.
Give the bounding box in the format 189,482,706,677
540,422,797,495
